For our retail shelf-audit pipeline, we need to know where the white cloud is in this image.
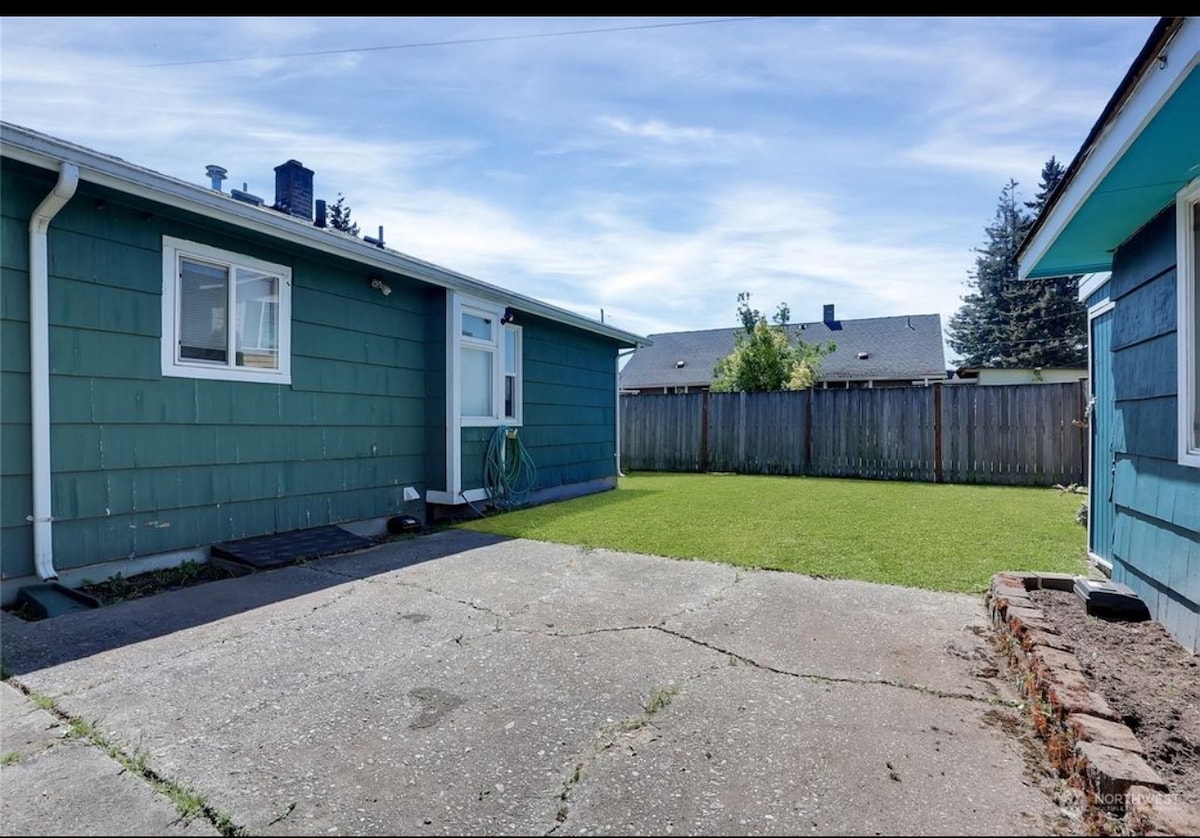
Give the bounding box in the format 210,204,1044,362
0,15,1154,355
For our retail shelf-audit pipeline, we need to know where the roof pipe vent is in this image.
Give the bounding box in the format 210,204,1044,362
363,225,385,249
205,164,227,192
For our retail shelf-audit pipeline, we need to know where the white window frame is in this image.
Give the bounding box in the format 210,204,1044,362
161,236,292,384
503,322,523,425
455,294,522,427
1177,179,1200,467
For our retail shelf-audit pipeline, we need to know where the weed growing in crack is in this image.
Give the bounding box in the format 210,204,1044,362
645,684,680,715
19,691,243,835
1,750,21,766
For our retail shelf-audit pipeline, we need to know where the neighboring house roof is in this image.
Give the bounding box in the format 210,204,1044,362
1019,17,1198,280
619,313,946,389
0,121,647,349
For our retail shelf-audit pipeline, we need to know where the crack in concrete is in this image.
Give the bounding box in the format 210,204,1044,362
536,617,1009,834
388,579,509,621
5,680,244,836
655,568,747,625
517,622,1006,705
545,683,680,835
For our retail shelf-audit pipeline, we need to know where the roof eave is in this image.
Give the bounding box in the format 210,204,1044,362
1018,16,1191,281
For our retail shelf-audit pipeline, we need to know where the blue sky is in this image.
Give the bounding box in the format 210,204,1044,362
0,16,1157,363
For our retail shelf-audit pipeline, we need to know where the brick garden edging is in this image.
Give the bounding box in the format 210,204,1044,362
987,572,1200,836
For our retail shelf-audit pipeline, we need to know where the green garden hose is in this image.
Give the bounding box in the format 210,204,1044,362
484,425,537,510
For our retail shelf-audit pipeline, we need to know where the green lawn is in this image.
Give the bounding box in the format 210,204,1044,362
456,472,1089,593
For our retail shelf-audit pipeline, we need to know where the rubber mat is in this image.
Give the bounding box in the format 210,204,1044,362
210,525,371,570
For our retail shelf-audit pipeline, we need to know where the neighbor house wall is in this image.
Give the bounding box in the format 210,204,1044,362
1104,207,1200,652
1,160,429,585
975,368,1087,386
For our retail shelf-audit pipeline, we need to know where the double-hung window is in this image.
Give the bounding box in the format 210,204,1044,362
161,237,292,384
457,297,522,425
1178,179,1200,467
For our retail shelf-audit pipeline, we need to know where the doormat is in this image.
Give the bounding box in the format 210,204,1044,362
211,525,371,570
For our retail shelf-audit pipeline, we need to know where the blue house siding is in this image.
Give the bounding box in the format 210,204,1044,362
1102,208,1200,652
2,160,430,582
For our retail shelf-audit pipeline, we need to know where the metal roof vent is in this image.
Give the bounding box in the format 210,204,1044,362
857,352,870,360
675,360,686,368
230,182,264,206
363,225,386,249
205,165,227,192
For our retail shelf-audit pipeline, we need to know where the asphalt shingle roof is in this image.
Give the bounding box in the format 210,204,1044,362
619,313,946,389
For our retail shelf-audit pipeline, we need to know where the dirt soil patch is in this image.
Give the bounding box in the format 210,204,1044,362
1029,587,1200,810
75,560,250,607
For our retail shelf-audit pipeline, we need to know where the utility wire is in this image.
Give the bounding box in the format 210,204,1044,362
141,17,770,68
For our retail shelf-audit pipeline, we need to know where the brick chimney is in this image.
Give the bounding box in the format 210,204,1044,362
274,160,314,220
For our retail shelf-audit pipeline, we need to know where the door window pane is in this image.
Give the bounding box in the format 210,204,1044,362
462,347,493,416
462,312,493,341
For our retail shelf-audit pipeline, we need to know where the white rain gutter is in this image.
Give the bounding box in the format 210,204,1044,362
29,162,78,580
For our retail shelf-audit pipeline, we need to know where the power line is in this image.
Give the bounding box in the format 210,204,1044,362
141,17,770,68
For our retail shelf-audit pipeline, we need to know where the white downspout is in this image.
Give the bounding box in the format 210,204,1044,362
29,162,79,580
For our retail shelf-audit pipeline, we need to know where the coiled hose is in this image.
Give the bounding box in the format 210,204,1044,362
483,424,537,511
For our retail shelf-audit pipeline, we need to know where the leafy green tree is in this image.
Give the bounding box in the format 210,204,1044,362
328,193,360,236
947,157,1087,368
711,292,834,392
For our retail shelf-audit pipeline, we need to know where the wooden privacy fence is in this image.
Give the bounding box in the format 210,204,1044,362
619,382,1088,486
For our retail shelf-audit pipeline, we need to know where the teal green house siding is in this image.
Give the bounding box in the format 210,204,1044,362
423,289,448,495
1096,209,1200,653
1,128,641,591
519,314,619,489
0,167,36,573
2,161,430,580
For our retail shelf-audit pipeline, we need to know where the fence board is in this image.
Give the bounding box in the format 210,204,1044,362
620,382,1086,486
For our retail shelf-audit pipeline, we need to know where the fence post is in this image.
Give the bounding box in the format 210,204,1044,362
737,391,747,470
700,389,710,473
933,384,944,483
805,389,814,475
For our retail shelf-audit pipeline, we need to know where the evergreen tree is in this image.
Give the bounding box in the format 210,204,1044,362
947,157,1087,368
947,179,1024,367
711,292,834,392
328,193,360,236
1018,157,1087,368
